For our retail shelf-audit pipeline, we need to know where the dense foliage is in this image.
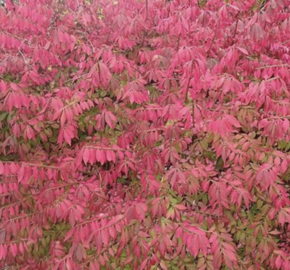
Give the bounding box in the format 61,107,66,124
1,0,290,269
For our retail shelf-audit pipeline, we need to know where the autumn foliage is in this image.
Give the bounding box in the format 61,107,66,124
1,0,290,269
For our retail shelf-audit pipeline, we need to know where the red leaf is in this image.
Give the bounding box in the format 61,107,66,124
83,148,90,164
0,163,4,175
64,228,75,242
9,243,18,257
101,230,110,246
17,166,25,183
237,47,249,55
139,259,148,270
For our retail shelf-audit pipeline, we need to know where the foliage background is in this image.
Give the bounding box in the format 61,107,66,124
0,0,290,269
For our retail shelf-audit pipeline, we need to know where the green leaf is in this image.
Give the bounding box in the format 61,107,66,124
215,157,224,171
200,139,208,150
0,112,8,121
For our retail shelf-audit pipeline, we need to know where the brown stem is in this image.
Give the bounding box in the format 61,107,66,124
145,0,148,20
176,34,181,51
231,14,240,45
206,32,216,57
185,61,194,104
192,100,196,125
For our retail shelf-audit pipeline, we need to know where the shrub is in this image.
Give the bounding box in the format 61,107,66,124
0,0,290,269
